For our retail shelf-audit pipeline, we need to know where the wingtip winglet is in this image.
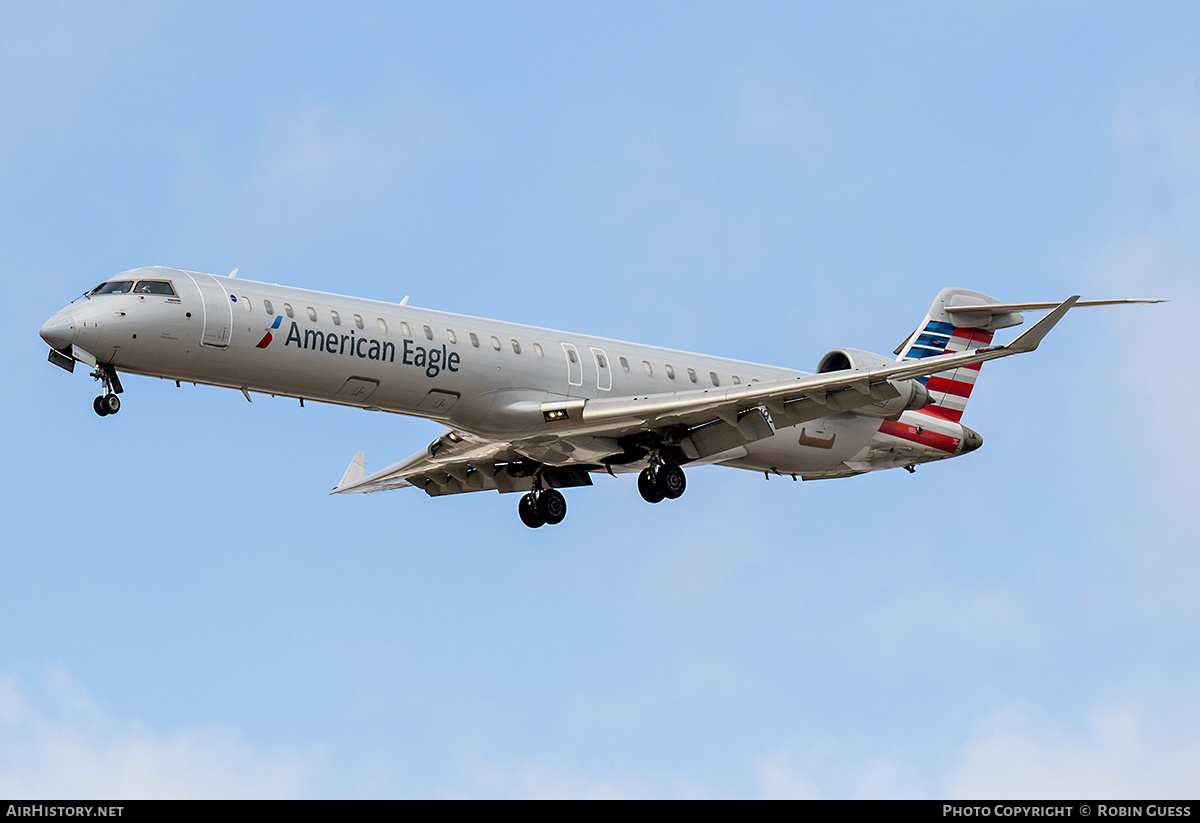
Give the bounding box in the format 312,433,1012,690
331,450,367,494
1007,295,1079,353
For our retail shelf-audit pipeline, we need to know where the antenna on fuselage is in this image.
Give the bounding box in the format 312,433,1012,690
400,295,410,306
229,268,239,278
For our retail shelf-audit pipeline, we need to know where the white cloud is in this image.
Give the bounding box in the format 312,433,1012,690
756,751,824,799
754,743,924,799
944,700,1200,798
753,695,1200,799
450,761,668,799
0,670,318,799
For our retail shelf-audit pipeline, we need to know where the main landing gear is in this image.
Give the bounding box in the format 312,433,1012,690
90,365,124,417
638,461,686,504
518,488,567,529
513,457,688,527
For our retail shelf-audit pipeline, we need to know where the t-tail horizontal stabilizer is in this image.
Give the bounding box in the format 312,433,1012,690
945,298,1166,315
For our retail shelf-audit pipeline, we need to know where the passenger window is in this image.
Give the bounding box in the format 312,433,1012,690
534,343,544,358
264,299,274,315
710,372,720,386
331,311,341,325
567,349,577,363
491,336,501,351
688,368,697,383
643,361,653,377
511,339,521,354
354,314,364,330
470,333,480,348
377,318,387,333
665,364,675,380
284,303,294,318
732,375,741,385
620,357,630,372
423,325,433,340
447,329,457,343
307,307,317,322
401,322,411,337
241,297,252,311
597,354,607,369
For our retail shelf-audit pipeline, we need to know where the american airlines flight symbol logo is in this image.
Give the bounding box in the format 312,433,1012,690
256,315,282,348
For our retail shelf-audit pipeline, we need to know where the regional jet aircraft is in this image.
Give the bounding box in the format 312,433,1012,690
38,268,1160,527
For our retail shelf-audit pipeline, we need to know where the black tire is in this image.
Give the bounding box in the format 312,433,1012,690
101,394,121,415
537,488,567,525
93,396,109,416
658,463,686,500
638,468,665,503
518,493,545,528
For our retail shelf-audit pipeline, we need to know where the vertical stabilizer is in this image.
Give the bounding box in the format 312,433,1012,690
896,288,1023,422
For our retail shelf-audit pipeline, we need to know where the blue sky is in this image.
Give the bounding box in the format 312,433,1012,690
3,1,1198,798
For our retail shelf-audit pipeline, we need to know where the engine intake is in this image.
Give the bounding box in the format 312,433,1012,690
816,348,931,418
817,347,895,374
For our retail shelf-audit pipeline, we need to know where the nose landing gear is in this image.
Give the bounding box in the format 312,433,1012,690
90,365,124,417
93,393,121,416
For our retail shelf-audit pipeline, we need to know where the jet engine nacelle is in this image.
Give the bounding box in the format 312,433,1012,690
816,348,931,418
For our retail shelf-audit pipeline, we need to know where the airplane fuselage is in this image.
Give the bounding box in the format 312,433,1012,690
40,267,985,524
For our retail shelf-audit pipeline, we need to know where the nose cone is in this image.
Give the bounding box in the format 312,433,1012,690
961,425,984,454
40,311,76,351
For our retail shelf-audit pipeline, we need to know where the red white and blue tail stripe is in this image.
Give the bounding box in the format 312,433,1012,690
896,290,1011,423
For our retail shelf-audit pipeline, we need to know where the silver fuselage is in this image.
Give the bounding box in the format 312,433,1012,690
40,267,976,480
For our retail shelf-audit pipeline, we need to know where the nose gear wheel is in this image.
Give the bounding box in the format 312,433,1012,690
90,365,124,416
93,393,121,416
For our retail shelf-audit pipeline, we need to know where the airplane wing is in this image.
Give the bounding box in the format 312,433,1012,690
330,431,554,497
542,295,1077,435
332,296,1078,497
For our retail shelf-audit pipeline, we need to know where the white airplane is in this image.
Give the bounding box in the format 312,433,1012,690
38,267,1160,527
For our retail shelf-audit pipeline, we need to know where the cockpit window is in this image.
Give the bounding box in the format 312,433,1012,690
89,281,134,296
133,280,176,296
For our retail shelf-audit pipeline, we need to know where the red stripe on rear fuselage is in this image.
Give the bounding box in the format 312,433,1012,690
879,419,961,452
919,406,964,422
